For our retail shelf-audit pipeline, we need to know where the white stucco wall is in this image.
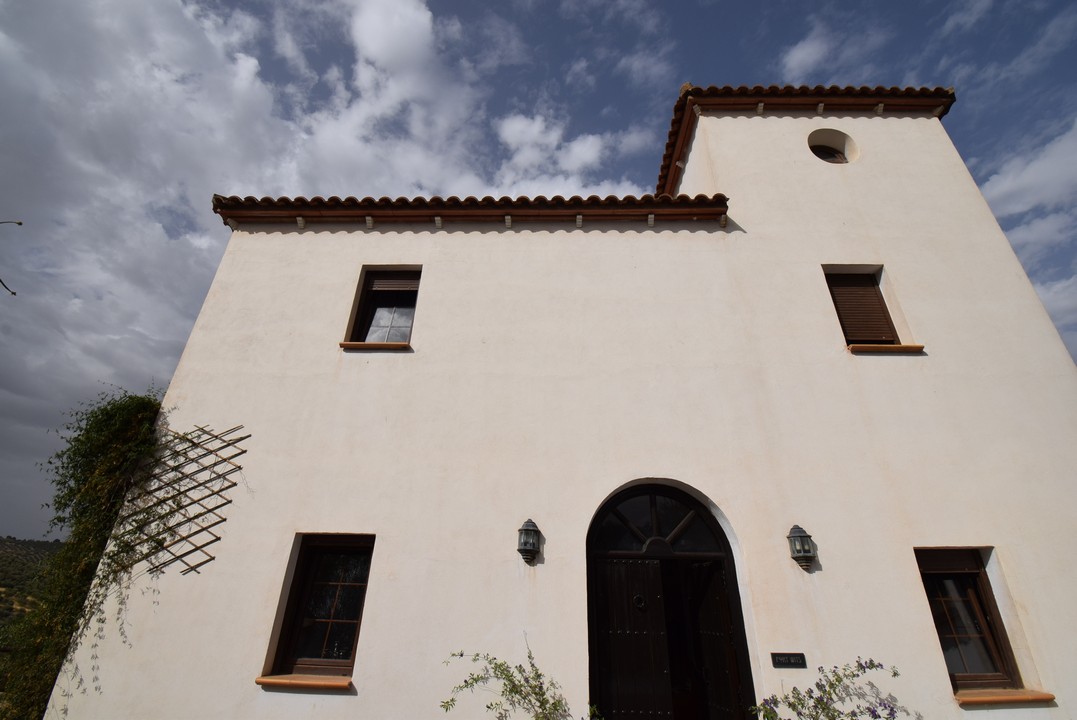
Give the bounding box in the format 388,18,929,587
51,109,1077,719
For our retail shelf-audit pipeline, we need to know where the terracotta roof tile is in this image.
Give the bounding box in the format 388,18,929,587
212,193,729,227
656,85,957,195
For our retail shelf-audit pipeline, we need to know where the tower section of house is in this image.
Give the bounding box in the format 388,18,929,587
49,86,1077,719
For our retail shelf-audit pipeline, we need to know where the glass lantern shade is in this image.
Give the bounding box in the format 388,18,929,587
517,519,540,564
787,525,815,570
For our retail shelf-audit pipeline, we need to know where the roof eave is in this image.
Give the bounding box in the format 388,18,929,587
212,193,730,228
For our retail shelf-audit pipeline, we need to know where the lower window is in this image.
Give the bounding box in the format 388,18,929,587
915,548,1021,691
272,534,375,676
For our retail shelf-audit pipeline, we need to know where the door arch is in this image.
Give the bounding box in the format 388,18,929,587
587,484,754,719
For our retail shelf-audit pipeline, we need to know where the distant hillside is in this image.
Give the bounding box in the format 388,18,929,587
0,536,63,627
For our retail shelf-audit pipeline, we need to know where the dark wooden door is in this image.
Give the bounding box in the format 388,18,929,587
592,559,673,718
690,559,747,718
588,486,754,720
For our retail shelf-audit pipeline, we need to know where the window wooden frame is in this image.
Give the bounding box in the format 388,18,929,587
341,269,421,350
915,548,1021,692
268,534,375,679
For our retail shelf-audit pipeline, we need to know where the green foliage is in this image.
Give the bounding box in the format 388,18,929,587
0,538,63,627
442,648,599,720
0,389,163,720
752,658,913,720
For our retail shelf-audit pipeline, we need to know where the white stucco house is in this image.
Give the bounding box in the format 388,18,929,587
51,85,1077,719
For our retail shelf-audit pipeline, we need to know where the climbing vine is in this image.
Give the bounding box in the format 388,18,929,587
0,388,164,720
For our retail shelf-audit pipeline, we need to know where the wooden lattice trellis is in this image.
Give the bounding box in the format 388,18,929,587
119,425,249,575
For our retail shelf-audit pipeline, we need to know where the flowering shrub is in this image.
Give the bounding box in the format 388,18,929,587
441,648,599,720
752,658,911,720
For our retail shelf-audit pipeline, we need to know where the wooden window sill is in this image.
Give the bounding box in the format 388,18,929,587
848,343,925,354
256,674,353,691
955,689,1055,706
339,341,411,351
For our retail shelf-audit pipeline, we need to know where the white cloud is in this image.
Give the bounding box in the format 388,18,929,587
497,114,564,164
778,18,890,85
1034,274,1077,344
996,6,1077,83
187,3,262,53
611,126,656,157
558,134,605,173
350,0,436,75
941,0,993,35
614,48,674,88
932,55,978,87
436,15,464,45
491,113,648,197
473,15,530,74
780,24,832,82
1005,210,1076,270
833,28,889,75
566,58,596,90
950,5,1077,98
558,0,665,36
494,175,644,200
272,8,317,82
981,117,1077,218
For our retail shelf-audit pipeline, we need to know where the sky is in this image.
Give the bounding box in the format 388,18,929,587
1,0,1075,538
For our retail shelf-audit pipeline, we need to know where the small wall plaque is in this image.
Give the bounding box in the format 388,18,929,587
771,653,807,669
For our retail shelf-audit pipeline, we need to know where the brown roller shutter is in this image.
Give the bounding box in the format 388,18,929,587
367,271,420,291
825,273,898,345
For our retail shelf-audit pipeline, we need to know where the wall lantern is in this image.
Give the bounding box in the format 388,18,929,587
787,525,816,570
517,519,540,564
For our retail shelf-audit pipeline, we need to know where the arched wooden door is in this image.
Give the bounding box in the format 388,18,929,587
587,485,754,720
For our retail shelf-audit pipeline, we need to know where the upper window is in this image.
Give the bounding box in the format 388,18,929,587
270,534,374,678
343,269,421,349
916,548,1021,692
824,271,898,346
807,128,857,163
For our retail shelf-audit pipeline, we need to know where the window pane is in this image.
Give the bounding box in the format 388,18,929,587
369,307,395,327
364,325,390,342
392,307,415,326
315,553,354,582
928,593,950,630
593,512,640,551
386,326,411,342
324,623,358,660
295,621,329,659
940,635,962,671
945,597,978,635
671,515,721,552
617,495,653,539
335,586,367,621
959,636,998,674
655,495,689,537
338,554,372,583
306,584,337,619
